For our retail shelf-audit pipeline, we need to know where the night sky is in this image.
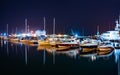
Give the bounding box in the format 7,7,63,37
0,0,120,35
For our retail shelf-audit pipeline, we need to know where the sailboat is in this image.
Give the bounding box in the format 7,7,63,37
38,17,51,46
19,19,29,44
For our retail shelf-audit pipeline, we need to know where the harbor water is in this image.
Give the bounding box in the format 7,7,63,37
0,40,119,75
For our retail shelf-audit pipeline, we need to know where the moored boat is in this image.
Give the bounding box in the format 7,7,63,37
56,38,80,48
97,45,114,52
38,40,50,46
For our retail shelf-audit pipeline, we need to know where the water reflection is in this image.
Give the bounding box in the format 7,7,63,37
0,41,120,75
1,40,119,64
114,49,120,63
1,40,119,65
79,48,115,62
15,43,18,54
52,50,56,64
25,46,28,65
0,39,3,47
24,45,30,65
4,40,7,45
6,41,9,56
56,48,79,59
9,42,29,65
43,50,46,64
114,49,120,75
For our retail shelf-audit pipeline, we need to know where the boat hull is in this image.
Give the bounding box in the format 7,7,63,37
57,44,79,48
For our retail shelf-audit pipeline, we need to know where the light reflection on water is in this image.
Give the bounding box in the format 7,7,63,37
1,40,120,63
0,40,119,75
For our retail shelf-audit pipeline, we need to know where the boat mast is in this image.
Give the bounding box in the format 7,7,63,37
27,25,29,33
53,18,55,39
7,24,8,36
119,15,120,24
53,18,55,35
43,17,46,31
25,18,27,33
16,27,17,34
82,27,84,37
97,25,100,36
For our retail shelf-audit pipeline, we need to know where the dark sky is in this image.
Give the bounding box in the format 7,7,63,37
0,0,120,35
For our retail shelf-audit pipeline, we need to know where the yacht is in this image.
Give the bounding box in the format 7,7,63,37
97,44,114,56
97,44,114,52
56,38,80,48
100,16,120,48
80,38,99,48
100,17,120,41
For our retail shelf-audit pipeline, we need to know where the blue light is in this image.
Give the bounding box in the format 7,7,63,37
27,33,31,37
75,34,78,37
17,33,21,37
3,33,6,36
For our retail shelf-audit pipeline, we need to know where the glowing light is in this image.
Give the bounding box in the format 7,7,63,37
75,34,78,37
63,34,68,37
91,55,96,61
49,38,54,41
58,34,62,37
26,33,31,37
35,30,46,36
30,31,34,34
22,33,26,37
33,34,37,37
13,34,17,37
17,33,22,37
3,33,6,36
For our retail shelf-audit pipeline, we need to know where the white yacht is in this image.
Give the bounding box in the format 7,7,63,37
100,16,120,41
100,16,120,48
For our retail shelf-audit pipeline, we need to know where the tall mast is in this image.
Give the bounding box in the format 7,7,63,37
109,24,110,31
82,27,84,36
25,18,27,33
16,27,17,34
27,25,29,33
7,24,8,36
119,15,120,24
43,17,46,31
97,25,100,36
53,18,55,35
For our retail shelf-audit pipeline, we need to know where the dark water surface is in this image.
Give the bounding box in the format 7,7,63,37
0,40,119,75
